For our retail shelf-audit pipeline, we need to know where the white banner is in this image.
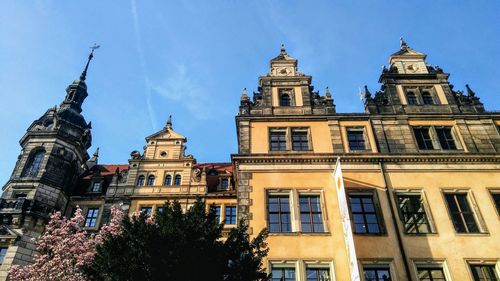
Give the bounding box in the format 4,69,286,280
333,157,361,281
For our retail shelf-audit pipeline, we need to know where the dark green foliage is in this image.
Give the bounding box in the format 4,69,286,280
85,198,269,281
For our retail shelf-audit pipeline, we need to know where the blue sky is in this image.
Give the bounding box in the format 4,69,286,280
0,1,499,184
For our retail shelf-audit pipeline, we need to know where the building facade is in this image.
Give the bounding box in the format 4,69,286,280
1,40,499,281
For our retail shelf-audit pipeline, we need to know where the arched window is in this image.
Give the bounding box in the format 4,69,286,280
422,92,434,105
164,175,172,186
21,150,45,177
280,94,291,106
174,175,181,186
137,175,145,186
406,92,417,105
147,175,155,186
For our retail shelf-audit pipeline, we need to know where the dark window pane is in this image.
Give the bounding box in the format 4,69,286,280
364,267,391,281
435,127,457,150
174,175,181,185
268,195,291,233
349,195,382,234
492,193,500,214
85,208,99,227
21,150,45,178
225,206,237,224
270,130,287,151
164,175,172,185
147,175,155,186
299,195,324,233
422,92,434,105
407,92,418,105
280,94,291,106
347,129,366,151
417,267,446,281
444,193,480,233
306,268,331,281
292,130,309,151
414,128,434,150
137,175,145,186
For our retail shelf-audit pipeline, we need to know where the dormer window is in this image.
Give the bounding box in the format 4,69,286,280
91,182,101,192
421,91,434,105
406,92,418,105
220,178,229,190
280,94,291,106
147,175,155,186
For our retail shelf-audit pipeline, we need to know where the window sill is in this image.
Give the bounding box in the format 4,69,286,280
454,232,490,237
353,233,388,237
403,232,439,236
268,150,314,153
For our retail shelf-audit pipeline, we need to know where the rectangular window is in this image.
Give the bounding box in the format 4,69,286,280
470,264,499,281
414,127,434,150
444,193,480,233
225,206,237,225
349,194,382,234
268,195,292,233
270,129,287,151
140,207,153,216
0,247,7,264
397,194,432,234
84,208,99,227
211,206,221,223
363,266,391,281
156,207,164,214
435,127,457,150
291,129,309,151
417,267,447,281
91,182,101,192
299,195,324,233
306,267,331,281
347,128,366,151
271,267,295,281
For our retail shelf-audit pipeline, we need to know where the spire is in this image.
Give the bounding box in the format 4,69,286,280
93,147,99,158
80,44,100,81
166,115,172,129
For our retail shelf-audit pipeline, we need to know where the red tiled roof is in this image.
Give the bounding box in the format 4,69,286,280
98,164,129,175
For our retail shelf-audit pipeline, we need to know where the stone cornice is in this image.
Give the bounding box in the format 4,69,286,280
231,153,500,166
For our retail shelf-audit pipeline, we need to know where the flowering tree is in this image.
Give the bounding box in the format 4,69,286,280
9,207,123,281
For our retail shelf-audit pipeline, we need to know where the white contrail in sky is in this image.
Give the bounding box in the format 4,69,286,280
130,0,157,130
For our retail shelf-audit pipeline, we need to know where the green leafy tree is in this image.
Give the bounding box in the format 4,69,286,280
85,198,269,281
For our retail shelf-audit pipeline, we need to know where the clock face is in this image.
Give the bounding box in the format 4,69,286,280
277,67,292,76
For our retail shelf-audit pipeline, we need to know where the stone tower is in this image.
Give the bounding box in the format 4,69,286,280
0,50,97,275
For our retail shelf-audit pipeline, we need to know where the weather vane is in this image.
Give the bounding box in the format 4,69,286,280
80,43,100,81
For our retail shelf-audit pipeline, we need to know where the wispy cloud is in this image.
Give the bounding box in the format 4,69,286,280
130,0,157,130
152,64,215,120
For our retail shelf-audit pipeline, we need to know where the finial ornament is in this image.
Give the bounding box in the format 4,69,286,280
93,147,100,158
325,86,332,98
166,115,172,129
80,43,100,81
241,87,249,101
280,43,286,54
400,36,408,50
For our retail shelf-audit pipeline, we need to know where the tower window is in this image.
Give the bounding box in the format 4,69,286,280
174,175,181,185
164,175,172,186
136,175,145,186
270,129,287,151
406,92,418,105
280,94,291,106
421,92,434,105
291,129,309,151
347,128,367,151
84,208,99,227
21,150,45,178
147,175,155,186
435,127,457,150
413,127,434,150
